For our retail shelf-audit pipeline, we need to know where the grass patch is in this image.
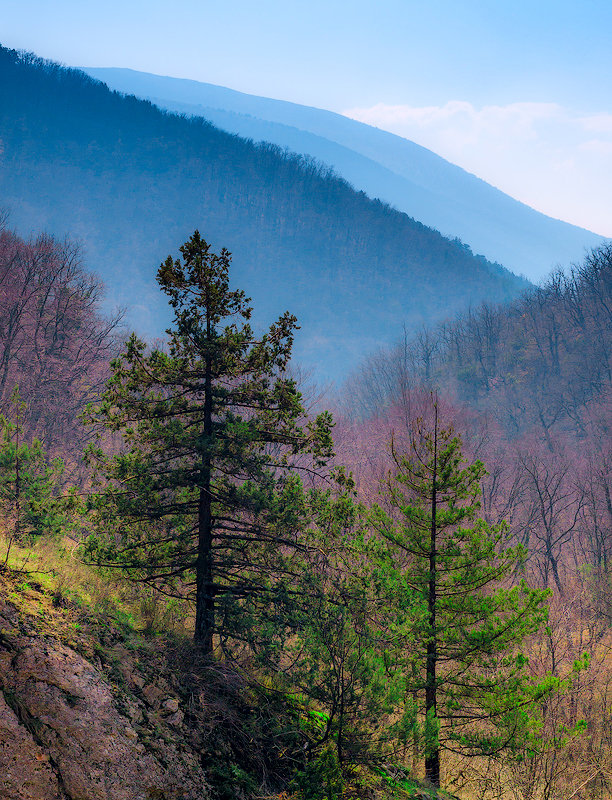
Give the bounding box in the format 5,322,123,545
0,532,191,638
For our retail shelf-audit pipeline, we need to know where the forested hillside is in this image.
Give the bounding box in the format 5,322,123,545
85,66,605,283
344,242,612,443
0,46,527,380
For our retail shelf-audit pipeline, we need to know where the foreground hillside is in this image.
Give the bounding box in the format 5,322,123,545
0,568,210,800
0,563,460,800
0,46,527,381
84,67,605,283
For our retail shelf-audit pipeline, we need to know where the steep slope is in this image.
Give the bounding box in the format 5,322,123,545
0,573,211,800
0,47,526,381
0,565,462,800
84,67,605,282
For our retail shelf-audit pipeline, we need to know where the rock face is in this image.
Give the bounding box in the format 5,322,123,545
0,689,64,799
0,589,210,800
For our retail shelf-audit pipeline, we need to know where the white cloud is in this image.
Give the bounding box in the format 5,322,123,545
581,113,612,134
342,101,612,236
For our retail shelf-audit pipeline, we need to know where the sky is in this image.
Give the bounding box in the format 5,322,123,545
3,0,611,235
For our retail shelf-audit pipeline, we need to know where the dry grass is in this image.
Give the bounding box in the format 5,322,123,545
0,531,191,637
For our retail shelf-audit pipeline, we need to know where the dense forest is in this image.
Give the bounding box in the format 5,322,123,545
0,45,528,380
0,208,611,799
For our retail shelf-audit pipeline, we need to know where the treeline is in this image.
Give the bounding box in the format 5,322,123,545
345,243,612,444
0,45,527,379
1,227,610,799
0,228,572,800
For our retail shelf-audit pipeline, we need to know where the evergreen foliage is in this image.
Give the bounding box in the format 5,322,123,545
83,232,333,654
0,389,67,553
287,475,391,768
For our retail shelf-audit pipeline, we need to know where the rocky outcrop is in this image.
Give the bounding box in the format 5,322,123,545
0,581,210,800
0,687,65,799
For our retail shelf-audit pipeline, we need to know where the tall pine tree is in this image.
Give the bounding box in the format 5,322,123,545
84,231,333,653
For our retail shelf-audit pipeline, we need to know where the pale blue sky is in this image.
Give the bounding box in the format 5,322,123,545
2,0,612,233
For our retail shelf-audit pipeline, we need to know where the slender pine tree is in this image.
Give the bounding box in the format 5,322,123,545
369,401,550,786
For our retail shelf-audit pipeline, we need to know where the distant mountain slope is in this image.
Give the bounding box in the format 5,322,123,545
85,68,606,282
0,47,527,381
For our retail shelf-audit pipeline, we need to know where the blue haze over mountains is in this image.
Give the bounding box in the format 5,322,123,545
0,48,553,381
85,68,605,283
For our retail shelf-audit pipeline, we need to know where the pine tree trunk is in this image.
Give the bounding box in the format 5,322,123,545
195,483,214,653
194,343,214,654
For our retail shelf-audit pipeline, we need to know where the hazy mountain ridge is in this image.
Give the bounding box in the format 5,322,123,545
85,67,606,282
0,47,526,380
